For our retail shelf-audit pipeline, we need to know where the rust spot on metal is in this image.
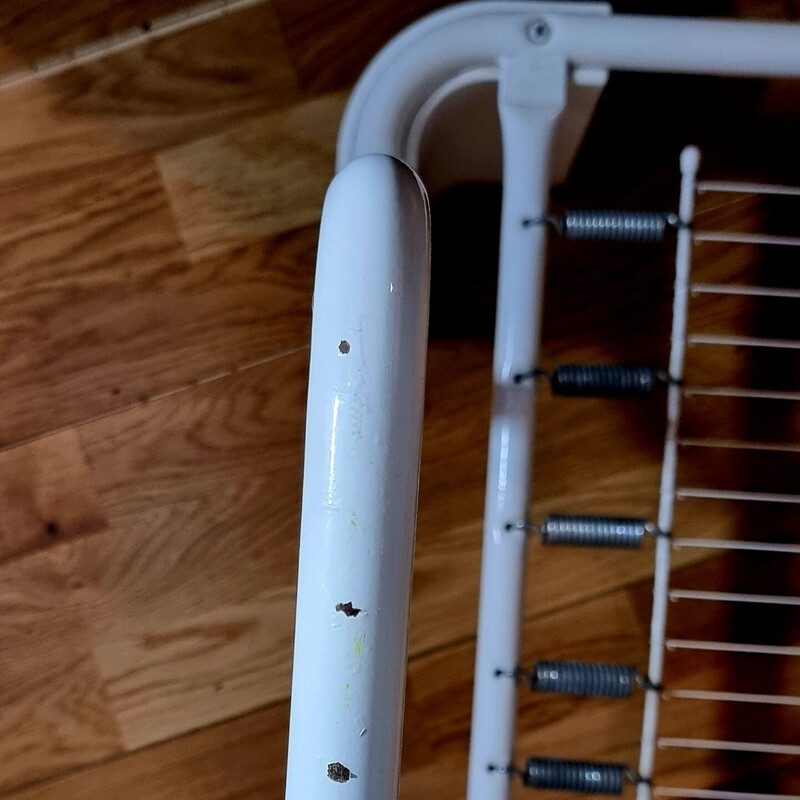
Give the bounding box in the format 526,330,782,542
335,601,361,617
327,762,356,782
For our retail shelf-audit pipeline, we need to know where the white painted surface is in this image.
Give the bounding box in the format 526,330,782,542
636,145,700,800
465,55,566,800
285,155,430,800
336,2,800,170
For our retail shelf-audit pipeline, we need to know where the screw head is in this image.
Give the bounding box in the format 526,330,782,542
526,17,551,44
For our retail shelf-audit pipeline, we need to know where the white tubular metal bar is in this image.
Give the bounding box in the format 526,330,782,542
669,589,800,606
655,789,800,800
683,387,800,401
690,284,800,299
658,738,800,756
666,640,800,657
676,488,800,504
679,437,800,453
637,146,700,800
337,4,800,171
665,689,800,707
693,231,800,247
284,155,430,800
466,56,566,800
687,333,800,350
697,180,800,196
672,538,800,555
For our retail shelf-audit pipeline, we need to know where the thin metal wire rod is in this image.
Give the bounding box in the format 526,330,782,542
679,437,800,453
683,386,800,401
666,639,800,656
687,333,800,349
697,180,800,197
693,231,800,247
690,283,800,299
664,688,800,707
637,146,700,800
669,589,800,606
658,738,800,756
676,488,800,504
672,538,800,554
655,789,800,800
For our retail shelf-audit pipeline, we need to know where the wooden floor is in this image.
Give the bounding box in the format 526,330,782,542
0,0,798,798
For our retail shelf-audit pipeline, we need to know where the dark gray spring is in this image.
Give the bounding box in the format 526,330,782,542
541,514,647,549
560,210,671,242
532,660,638,698
523,757,625,794
550,364,658,397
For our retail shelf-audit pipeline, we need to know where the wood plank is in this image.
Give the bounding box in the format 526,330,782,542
3,700,288,800
0,4,299,183
0,549,122,793
158,92,347,261
94,587,296,751
0,429,107,564
271,0,449,93
0,214,315,446
0,1,200,73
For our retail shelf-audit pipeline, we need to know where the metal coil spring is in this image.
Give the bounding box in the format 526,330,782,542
550,364,658,397
560,210,672,242
523,757,625,794
541,514,648,549
532,660,638,698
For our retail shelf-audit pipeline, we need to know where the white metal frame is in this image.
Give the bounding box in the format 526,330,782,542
285,5,800,800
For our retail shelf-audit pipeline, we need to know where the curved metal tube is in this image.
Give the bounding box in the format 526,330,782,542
337,1,800,168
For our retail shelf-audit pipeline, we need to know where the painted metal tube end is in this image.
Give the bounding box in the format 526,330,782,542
285,154,430,800
680,145,701,176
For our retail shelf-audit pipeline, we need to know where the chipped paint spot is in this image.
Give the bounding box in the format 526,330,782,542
336,601,362,617
354,632,365,657
338,340,351,354
327,762,356,782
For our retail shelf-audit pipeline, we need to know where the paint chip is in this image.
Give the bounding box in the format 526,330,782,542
336,601,362,618
327,762,356,782
338,340,351,354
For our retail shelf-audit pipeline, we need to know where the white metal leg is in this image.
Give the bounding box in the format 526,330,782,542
465,56,566,800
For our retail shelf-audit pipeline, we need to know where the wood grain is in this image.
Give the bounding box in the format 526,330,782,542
0,6,299,185
0,549,123,793
271,0,450,93
3,700,289,800
0,0,200,73
0,429,107,564
0,214,315,446
159,92,347,261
